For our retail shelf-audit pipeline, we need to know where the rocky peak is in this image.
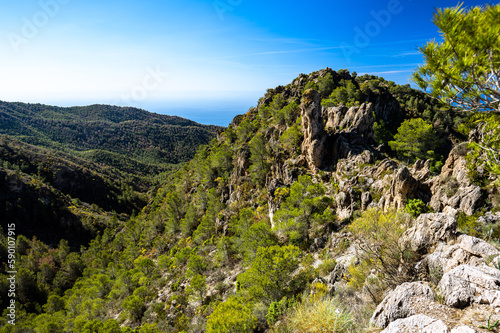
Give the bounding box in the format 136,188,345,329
300,89,329,170
325,102,374,139
429,145,482,216
300,92,378,171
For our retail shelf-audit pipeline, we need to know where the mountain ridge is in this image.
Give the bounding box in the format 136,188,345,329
0,101,221,248
0,101,222,174
0,101,203,125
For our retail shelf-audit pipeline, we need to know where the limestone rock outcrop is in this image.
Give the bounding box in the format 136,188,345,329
325,102,374,139
438,264,500,308
300,93,378,171
334,186,357,220
429,146,482,216
383,167,420,210
370,282,435,328
400,213,457,253
411,159,431,182
420,234,500,279
381,314,477,333
380,314,450,333
301,89,329,170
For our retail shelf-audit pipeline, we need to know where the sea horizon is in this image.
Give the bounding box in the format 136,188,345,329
1,90,264,127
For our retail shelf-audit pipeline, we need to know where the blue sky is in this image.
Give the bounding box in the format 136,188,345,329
0,0,495,124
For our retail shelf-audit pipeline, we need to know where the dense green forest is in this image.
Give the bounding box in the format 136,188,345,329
0,102,221,176
0,103,220,247
3,67,499,333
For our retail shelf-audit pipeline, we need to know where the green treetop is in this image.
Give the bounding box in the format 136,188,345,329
389,118,442,164
412,4,500,112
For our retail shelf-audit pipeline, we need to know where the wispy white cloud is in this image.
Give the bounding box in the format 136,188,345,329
352,63,420,70
368,70,413,75
392,51,421,57
182,45,348,62
247,37,318,46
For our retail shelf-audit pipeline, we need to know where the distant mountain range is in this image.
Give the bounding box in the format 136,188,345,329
0,101,222,175
0,101,221,246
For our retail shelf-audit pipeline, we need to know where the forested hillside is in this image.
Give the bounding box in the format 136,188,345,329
3,67,499,332
0,103,220,247
0,102,221,175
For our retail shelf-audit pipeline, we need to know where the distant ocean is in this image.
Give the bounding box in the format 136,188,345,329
140,91,264,127
145,93,262,127
153,104,250,127
37,91,263,127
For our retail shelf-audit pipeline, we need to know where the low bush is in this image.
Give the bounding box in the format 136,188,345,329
287,296,355,333
348,208,416,290
405,198,429,217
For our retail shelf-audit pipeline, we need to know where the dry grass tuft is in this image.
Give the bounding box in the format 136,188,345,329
289,296,355,333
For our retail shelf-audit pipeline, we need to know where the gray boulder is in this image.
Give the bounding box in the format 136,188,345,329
370,282,435,328
380,314,449,333
400,213,457,253
419,234,500,279
478,211,500,225
438,264,500,308
458,185,482,216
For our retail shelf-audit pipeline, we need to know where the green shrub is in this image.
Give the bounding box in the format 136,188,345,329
133,256,155,275
456,211,481,238
304,81,319,92
266,296,297,326
405,199,428,218
317,73,336,98
280,125,303,153
187,254,208,277
443,176,460,197
373,120,393,145
123,295,146,322
287,296,355,333
316,259,337,277
273,175,334,244
206,296,257,333
249,132,271,185
321,79,363,108
237,245,301,304
43,294,65,313
348,208,416,290
187,274,207,301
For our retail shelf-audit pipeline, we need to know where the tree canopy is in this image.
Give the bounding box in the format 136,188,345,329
412,4,500,112
389,118,442,164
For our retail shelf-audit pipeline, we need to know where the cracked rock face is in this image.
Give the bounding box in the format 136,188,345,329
383,167,420,210
380,314,449,333
429,146,482,216
381,314,478,333
301,89,329,170
370,282,435,328
400,213,457,253
419,234,500,279
325,102,374,138
438,264,500,308
300,91,378,171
